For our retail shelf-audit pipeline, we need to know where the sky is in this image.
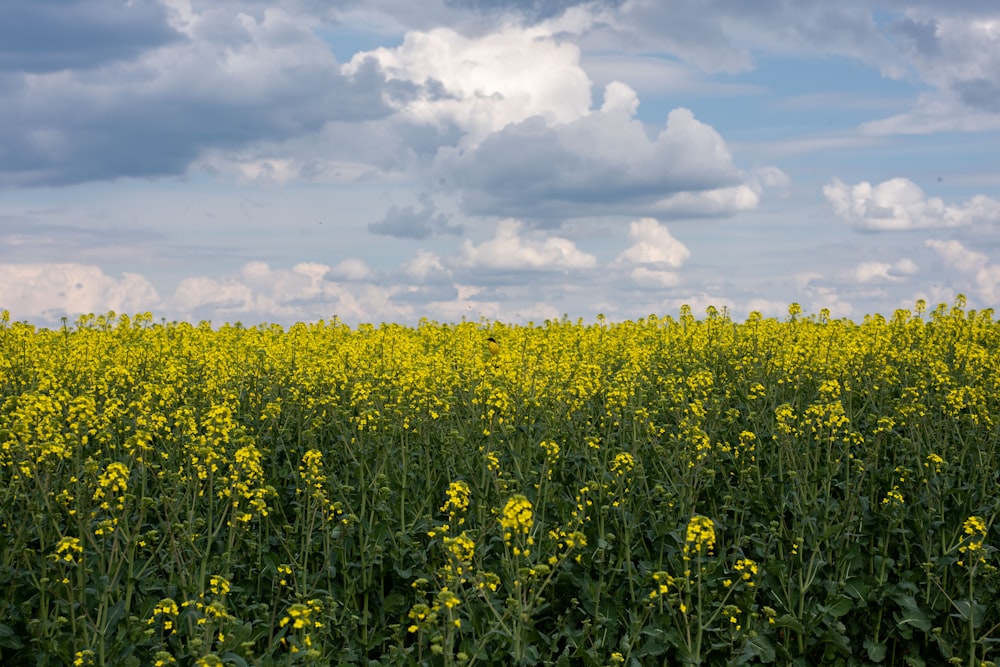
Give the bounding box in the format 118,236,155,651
2,0,1000,326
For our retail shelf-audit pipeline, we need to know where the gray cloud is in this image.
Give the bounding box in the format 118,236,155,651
0,7,399,188
444,0,624,21
952,78,1000,113
0,0,182,73
889,16,941,58
369,195,462,239
436,107,745,221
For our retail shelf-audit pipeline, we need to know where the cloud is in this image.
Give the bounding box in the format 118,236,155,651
442,0,623,22
0,1,182,73
824,177,1000,231
0,6,397,187
369,195,462,238
853,258,919,283
439,103,747,220
453,219,598,270
402,249,450,282
344,23,593,147
925,239,1000,304
170,260,412,323
330,258,376,281
348,21,768,221
0,263,161,320
925,239,988,272
615,218,690,268
862,13,1000,133
630,267,682,287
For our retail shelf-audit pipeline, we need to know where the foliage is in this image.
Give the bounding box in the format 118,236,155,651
0,301,998,666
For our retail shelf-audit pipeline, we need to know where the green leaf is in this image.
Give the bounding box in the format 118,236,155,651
842,576,871,601
821,596,853,618
953,600,986,630
0,623,22,649
772,615,807,634
820,624,851,657
864,638,887,663
740,633,777,664
892,594,931,637
221,652,249,667
634,628,669,658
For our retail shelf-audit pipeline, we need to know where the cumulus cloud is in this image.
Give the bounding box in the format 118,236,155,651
369,195,462,239
824,177,1000,231
862,13,1000,133
344,23,593,147
453,219,598,270
346,19,769,221
170,261,412,323
615,218,690,268
329,258,376,282
0,1,182,73
0,5,396,187
853,258,919,283
402,249,450,282
630,267,682,287
0,263,161,320
439,103,746,220
925,239,988,271
925,239,1000,303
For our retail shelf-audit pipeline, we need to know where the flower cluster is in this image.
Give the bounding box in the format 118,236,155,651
683,515,716,560
500,495,534,555
441,480,471,518
958,515,988,566
148,598,181,633
610,452,635,476
297,449,344,523
92,461,129,513
50,536,83,565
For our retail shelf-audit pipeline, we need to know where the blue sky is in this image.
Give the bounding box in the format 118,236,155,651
2,0,1000,325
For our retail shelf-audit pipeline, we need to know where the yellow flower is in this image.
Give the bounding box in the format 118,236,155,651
882,488,904,506
442,480,471,515
51,536,83,565
500,495,533,543
683,515,716,558
959,515,988,565
539,440,560,459
209,575,230,596
610,452,635,476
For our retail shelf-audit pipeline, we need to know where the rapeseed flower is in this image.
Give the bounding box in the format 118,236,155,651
683,515,716,559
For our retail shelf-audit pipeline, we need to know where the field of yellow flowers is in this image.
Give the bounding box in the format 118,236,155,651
0,301,997,666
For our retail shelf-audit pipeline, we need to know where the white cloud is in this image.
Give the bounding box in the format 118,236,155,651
441,104,748,219
862,13,1000,133
925,239,1000,304
0,263,161,320
853,258,919,283
454,219,598,270
824,177,1000,231
0,3,394,187
344,24,593,146
403,249,449,282
615,218,690,268
630,267,682,287
925,239,988,272
170,261,412,323
652,184,760,217
345,20,768,221
330,258,375,281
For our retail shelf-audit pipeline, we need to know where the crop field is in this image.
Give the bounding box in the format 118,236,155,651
0,301,998,666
